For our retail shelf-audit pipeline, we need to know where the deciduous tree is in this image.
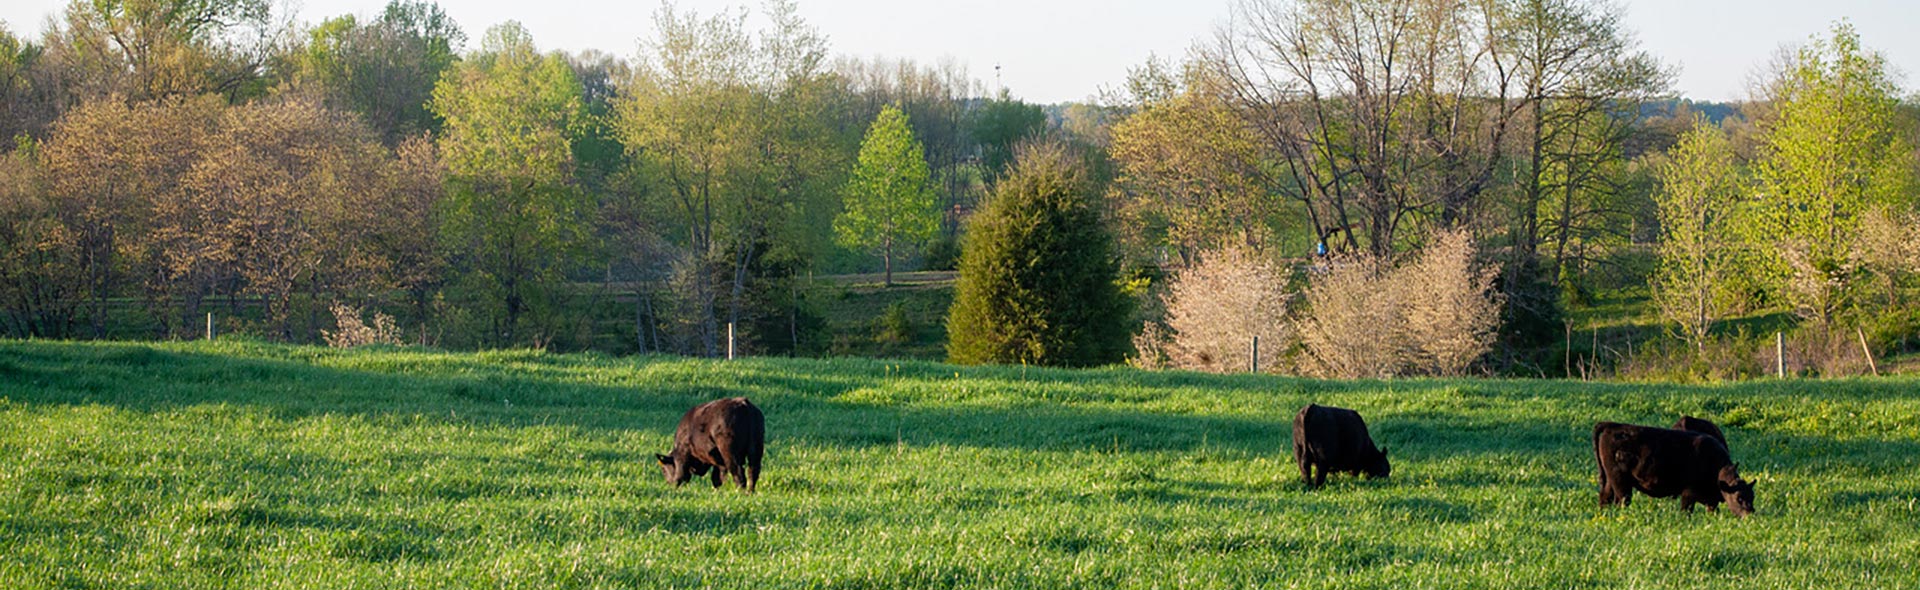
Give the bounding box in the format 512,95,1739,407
836,104,937,287
290,0,464,143
1651,117,1744,350
431,22,591,345
1750,22,1914,328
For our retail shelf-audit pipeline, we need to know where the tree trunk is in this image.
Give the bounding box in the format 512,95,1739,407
634,288,649,355
725,241,758,357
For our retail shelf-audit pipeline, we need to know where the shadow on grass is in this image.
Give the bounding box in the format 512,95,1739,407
3,341,1917,478
0,342,1293,456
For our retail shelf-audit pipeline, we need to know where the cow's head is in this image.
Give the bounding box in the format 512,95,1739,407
656,452,702,487
1718,464,1755,516
1367,447,1391,479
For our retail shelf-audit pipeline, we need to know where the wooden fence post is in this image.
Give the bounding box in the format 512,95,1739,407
1857,326,1879,377
1776,332,1785,378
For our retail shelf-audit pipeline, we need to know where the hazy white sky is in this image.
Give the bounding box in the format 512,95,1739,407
3,0,1916,104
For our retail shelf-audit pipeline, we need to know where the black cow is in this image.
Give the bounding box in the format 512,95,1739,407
1292,404,1390,487
1592,421,1753,516
1674,415,1727,445
656,397,764,493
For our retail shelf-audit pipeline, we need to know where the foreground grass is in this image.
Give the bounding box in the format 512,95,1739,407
0,340,1915,589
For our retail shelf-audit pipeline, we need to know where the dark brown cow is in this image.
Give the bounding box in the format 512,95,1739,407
1673,415,1727,445
656,397,764,493
1292,404,1390,487
1593,421,1753,516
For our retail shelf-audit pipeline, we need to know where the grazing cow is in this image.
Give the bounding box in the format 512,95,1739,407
1592,421,1754,516
656,397,764,493
1673,415,1727,445
1292,404,1390,487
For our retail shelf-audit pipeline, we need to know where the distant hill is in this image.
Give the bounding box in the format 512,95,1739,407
1640,98,1744,124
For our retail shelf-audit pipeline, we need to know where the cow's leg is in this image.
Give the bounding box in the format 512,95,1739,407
1312,463,1327,488
726,458,748,492
1297,449,1313,485
745,448,761,494
709,463,724,489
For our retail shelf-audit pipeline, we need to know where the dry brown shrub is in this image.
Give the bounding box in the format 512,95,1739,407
1152,245,1292,373
1398,229,1502,376
1296,254,1402,378
1755,326,1874,377
1129,322,1174,370
323,303,403,348
1297,228,1500,378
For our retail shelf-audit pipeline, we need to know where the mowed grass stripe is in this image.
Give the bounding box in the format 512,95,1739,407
0,340,1915,589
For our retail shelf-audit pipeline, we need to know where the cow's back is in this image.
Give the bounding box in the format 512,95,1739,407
1295,404,1375,468
1674,416,1726,445
675,397,761,461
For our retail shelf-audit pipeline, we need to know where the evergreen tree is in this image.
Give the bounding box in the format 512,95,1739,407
947,139,1131,367
836,104,936,287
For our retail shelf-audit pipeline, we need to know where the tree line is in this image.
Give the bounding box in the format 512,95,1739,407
0,0,1050,355
1111,2,1919,378
2,0,1916,378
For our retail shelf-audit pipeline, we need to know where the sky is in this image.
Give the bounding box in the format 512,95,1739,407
3,0,1918,104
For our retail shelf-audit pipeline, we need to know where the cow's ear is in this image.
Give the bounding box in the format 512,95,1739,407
655,453,673,465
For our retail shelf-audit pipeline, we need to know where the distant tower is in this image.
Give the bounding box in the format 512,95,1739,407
994,63,1002,95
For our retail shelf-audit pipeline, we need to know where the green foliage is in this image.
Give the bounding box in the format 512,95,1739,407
921,232,961,271
970,92,1047,181
817,277,953,359
947,140,1131,367
52,0,277,100
5,339,1920,588
1750,22,1916,326
836,104,938,284
291,1,464,142
876,300,913,344
1494,257,1566,372
0,24,45,141
430,22,592,345
1652,118,1747,348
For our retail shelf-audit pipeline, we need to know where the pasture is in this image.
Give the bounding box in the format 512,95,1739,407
0,340,1915,588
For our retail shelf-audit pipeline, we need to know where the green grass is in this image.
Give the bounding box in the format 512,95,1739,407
815,277,954,360
1,340,1916,588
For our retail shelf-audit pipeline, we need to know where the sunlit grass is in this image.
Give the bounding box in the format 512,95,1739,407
0,340,1914,588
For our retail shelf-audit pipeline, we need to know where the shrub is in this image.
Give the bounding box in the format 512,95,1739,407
1400,229,1503,376
876,301,913,345
323,303,403,348
1296,254,1403,379
922,232,962,272
1150,245,1292,373
1297,228,1500,378
946,139,1132,367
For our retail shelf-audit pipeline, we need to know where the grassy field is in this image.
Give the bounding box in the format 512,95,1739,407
0,340,1916,588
